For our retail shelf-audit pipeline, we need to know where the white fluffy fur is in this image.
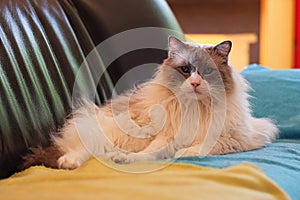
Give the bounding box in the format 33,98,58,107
52,38,279,169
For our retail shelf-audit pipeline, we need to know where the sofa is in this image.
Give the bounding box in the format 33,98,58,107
0,0,182,178
0,1,299,200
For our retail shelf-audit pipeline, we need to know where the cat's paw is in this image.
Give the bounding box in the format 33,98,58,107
110,152,131,164
110,152,156,164
57,153,84,170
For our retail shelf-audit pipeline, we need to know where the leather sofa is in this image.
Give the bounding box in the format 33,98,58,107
0,0,183,178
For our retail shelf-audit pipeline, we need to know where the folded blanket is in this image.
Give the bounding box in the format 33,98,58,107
0,159,289,200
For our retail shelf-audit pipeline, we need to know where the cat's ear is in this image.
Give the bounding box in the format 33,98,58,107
167,36,186,62
168,36,185,51
213,40,232,57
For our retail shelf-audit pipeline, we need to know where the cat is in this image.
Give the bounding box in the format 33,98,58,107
21,36,279,170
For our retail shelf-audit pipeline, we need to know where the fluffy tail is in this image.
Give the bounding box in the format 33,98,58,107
249,118,279,149
19,145,63,170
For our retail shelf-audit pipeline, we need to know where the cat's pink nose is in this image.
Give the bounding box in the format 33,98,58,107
191,82,200,88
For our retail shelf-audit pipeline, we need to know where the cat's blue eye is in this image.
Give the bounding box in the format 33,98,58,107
203,67,214,75
181,66,190,73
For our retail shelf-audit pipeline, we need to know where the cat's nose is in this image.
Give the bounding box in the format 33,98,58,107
191,82,200,88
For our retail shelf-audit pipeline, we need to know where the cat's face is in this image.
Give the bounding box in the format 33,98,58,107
161,36,234,101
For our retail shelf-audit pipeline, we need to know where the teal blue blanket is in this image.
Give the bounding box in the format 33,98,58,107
175,140,300,200
175,65,300,199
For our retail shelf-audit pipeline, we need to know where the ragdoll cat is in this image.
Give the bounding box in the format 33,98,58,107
21,36,279,170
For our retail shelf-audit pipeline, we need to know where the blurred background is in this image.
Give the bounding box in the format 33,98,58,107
167,0,297,71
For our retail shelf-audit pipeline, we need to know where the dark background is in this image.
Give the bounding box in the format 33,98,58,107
167,0,260,64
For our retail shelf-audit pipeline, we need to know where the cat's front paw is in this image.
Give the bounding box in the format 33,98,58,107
110,152,131,164
57,153,84,170
110,152,156,164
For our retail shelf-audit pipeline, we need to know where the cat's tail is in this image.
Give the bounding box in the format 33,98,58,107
249,117,279,149
19,145,63,171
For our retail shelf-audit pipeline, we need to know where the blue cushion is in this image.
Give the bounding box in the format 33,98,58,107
241,65,300,139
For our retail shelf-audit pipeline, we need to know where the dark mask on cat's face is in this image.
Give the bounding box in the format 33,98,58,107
162,36,234,101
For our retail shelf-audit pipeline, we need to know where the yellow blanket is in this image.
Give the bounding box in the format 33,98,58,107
0,159,289,200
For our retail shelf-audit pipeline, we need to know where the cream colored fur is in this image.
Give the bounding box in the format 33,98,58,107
53,37,279,169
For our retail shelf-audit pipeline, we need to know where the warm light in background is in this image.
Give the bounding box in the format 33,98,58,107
187,0,295,70
170,0,296,70
260,0,295,69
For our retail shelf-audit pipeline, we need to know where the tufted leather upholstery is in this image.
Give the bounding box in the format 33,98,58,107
0,0,182,178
